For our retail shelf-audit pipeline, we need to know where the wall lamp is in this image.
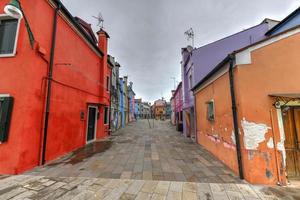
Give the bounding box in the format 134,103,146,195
4,0,35,48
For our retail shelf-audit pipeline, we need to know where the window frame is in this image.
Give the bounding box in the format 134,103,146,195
206,100,215,122
106,76,110,92
0,14,21,58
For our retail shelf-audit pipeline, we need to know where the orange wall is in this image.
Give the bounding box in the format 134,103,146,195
0,0,109,174
235,31,300,185
195,31,300,185
194,68,239,175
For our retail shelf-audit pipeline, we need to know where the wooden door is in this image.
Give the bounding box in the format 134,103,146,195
282,107,300,179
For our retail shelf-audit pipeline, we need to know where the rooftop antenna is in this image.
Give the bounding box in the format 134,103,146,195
170,77,176,90
184,28,195,47
92,12,104,28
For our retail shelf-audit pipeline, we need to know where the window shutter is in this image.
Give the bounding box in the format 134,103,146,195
0,97,14,142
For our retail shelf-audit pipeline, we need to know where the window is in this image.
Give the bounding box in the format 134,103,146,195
0,16,20,57
106,76,110,91
189,74,192,89
0,95,14,142
207,100,215,122
104,107,109,125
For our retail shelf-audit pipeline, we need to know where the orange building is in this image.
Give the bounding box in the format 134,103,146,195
153,99,166,120
0,0,111,174
192,9,300,185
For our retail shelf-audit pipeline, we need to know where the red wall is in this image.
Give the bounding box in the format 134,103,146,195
0,0,110,174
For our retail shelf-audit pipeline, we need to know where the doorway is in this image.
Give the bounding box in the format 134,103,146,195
86,106,98,143
282,106,300,180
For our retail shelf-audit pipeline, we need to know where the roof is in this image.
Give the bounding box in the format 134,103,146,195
192,24,300,92
174,82,182,96
266,7,300,36
52,0,104,57
74,17,97,44
187,20,275,89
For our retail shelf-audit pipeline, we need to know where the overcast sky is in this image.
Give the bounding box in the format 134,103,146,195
61,0,299,103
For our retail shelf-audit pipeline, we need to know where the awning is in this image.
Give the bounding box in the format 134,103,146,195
269,93,300,99
269,93,300,106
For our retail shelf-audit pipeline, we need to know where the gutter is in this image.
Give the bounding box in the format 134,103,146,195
41,2,61,165
228,55,244,180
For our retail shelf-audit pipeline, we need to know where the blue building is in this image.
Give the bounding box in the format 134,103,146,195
118,77,125,128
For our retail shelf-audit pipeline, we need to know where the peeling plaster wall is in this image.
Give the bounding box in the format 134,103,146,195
241,118,271,150
276,109,286,167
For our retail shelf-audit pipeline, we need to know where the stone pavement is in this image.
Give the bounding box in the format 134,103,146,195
26,120,240,183
0,175,294,200
0,120,298,199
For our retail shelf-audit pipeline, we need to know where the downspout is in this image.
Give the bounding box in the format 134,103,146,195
109,69,112,134
229,55,244,180
41,2,61,165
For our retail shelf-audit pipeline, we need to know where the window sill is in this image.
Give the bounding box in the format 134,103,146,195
0,53,16,58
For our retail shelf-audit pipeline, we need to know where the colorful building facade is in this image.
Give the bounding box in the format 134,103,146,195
174,83,183,132
192,8,300,185
128,82,135,122
0,0,111,174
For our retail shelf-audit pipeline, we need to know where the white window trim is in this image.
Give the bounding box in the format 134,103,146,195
86,105,98,144
0,14,21,58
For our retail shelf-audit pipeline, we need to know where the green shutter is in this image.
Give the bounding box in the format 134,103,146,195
0,97,14,142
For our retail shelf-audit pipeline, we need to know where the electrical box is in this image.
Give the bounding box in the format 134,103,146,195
0,96,14,143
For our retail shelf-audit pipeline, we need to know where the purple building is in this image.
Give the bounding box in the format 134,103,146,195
181,19,278,139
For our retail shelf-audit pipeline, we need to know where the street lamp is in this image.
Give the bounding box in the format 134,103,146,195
4,0,35,48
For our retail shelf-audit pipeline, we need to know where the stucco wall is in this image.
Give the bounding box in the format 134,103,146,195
235,31,300,184
0,0,109,174
195,31,300,185
195,69,239,176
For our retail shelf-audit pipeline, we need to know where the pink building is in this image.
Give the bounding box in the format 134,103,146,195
174,82,183,132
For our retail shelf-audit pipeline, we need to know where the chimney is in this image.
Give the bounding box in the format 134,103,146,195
97,29,110,55
97,29,110,95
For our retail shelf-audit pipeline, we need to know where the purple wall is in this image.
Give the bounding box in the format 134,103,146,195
181,21,273,109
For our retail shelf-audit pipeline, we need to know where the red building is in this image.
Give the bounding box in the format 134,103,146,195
0,0,111,174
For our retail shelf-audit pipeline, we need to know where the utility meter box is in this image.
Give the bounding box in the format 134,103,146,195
0,96,14,143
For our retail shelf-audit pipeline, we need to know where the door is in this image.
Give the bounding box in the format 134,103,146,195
87,106,97,143
282,107,300,179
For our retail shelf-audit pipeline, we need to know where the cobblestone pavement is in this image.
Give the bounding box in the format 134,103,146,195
27,120,240,183
0,120,297,199
0,175,295,200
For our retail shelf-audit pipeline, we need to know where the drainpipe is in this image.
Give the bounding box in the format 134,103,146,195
229,55,244,180
41,3,61,165
109,69,112,134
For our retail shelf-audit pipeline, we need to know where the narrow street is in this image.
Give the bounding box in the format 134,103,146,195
27,120,239,183
0,120,298,199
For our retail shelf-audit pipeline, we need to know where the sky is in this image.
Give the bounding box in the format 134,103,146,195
61,0,299,103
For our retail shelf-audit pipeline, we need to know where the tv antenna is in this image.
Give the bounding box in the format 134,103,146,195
170,77,176,90
184,28,195,47
93,12,104,28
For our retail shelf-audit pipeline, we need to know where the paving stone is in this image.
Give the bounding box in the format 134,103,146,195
135,192,152,200
0,121,285,200
166,191,182,200
182,190,197,200
126,180,145,195
154,181,170,195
